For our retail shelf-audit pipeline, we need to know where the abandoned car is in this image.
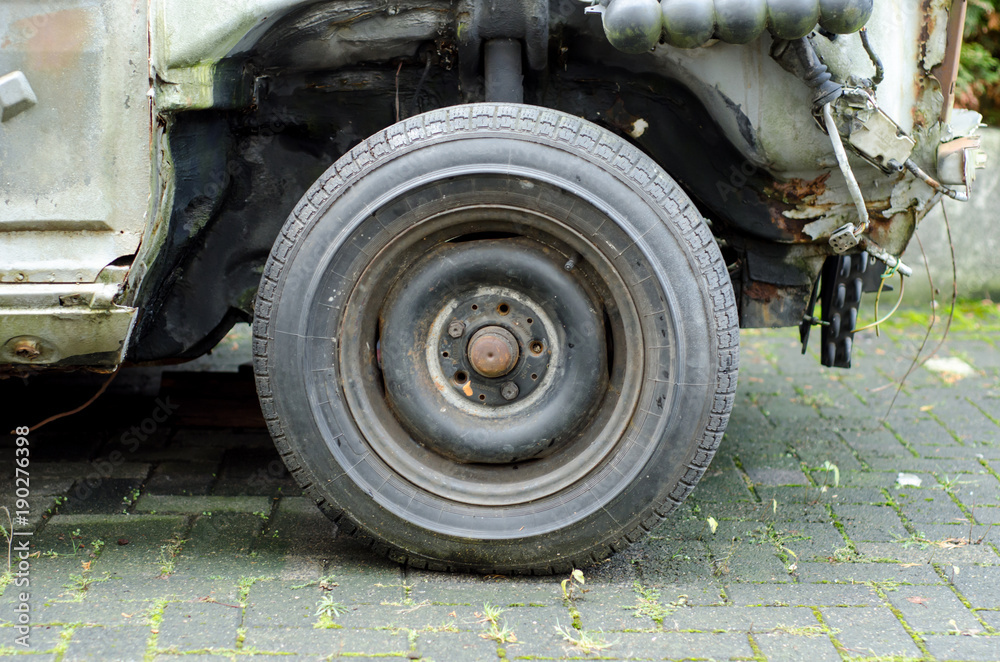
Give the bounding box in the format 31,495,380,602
0,0,984,572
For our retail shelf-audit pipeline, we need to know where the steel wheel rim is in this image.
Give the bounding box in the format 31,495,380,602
334,181,649,507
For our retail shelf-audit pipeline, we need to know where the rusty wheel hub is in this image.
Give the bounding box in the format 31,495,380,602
468,326,519,378
377,238,608,465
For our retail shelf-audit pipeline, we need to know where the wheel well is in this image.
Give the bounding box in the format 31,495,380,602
130,34,807,362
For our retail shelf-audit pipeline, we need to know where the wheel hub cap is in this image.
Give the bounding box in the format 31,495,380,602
468,326,519,378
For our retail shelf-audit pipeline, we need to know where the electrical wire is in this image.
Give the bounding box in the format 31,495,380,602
822,103,870,235
856,271,905,333
919,200,959,366
904,159,970,202
878,226,945,425
20,369,120,433
859,28,884,87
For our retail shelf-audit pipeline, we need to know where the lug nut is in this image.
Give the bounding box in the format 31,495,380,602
448,321,466,338
500,382,519,401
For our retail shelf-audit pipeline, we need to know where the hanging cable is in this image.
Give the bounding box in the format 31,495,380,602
823,103,870,236
904,159,970,202
856,271,905,333
859,28,884,87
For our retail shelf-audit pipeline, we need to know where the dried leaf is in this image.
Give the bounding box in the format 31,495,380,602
906,596,929,605
707,517,719,535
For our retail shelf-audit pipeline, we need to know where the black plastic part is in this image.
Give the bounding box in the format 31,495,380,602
793,37,843,110
818,253,885,368
799,275,822,355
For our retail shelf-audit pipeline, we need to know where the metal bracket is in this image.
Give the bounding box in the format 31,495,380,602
456,0,550,98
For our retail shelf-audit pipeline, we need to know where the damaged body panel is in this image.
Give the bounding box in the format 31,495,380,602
0,0,979,369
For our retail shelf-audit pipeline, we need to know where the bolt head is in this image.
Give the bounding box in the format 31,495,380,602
448,321,466,338
500,381,519,401
0,71,38,123
12,339,41,360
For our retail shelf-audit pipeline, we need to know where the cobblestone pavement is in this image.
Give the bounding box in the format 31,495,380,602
1,305,999,661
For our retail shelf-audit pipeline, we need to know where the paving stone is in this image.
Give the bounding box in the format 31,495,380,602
85,575,239,604
972,608,1000,631
886,584,983,634
0,625,66,653
501,605,567,640
951,566,1000,609
722,582,882,607
169,514,264,577
416,629,500,662
758,484,887,506
334,602,481,631
156,601,242,651
144,462,219,496
923,633,1000,661
242,626,409,657
252,496,338,560
59,478,147,516
752,630,843,662
820,607,924,659
242,583,315,629
212,448,298,497
407,573,562,608
793,561,942,585
133,495,271,515
833,503,908,542
241,626,334,655
893,489,970,524
778,523,852,562
649,606,818,633
615,631,755,660
62,626,149,661
172,429,275,449
150,655,234,661
854,537,1000,565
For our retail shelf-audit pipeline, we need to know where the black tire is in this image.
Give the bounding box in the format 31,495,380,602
253,104,739,573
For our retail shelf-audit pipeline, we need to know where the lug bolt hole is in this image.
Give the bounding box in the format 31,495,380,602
530,341,544,355
479,394,486,401
471,304,478,311
442,351,449,358
454,371,468,384
526,318,533,324
531,373,538,380
497,303,510,315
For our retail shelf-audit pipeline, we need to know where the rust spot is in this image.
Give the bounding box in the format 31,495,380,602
763,204,814,243
743,280,781,303
767,173,830,206
604,98,641,137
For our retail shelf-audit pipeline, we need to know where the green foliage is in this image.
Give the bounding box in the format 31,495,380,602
960,1,1000,124
315,595,349,618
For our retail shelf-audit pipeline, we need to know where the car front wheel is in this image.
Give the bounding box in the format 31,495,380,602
253,104,739,573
